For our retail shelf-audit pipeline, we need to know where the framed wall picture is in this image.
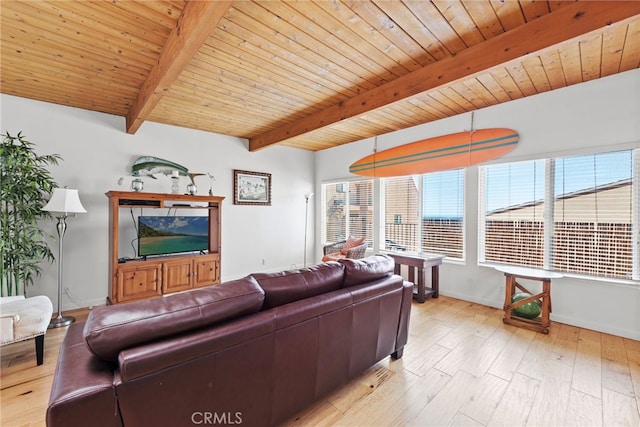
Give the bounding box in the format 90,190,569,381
233,169,272,205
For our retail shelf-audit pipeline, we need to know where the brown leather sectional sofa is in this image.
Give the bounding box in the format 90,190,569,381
47,254,413,427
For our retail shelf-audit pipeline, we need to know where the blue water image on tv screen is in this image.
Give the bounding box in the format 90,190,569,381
138,216,208,256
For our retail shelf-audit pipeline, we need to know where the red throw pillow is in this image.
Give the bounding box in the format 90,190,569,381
341,236,365,255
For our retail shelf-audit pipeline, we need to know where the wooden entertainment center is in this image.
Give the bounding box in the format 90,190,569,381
106,191,224,304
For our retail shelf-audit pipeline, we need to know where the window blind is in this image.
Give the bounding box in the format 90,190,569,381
348,180,374,248
479,160,545,268
323,182,346,244
422,169,464,260
322,179,373,248
479,149,637,281
552,150,634,279
383,176,420,252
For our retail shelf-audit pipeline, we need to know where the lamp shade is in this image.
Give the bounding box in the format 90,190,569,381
42,188,87,214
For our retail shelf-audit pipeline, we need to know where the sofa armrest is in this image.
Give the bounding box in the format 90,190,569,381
83,276,265,362
392,280,414,358
47,322,122,427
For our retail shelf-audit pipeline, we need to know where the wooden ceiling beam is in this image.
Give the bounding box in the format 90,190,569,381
249,1,640,151
126,0,233,134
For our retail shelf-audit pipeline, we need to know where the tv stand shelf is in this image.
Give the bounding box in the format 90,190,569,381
106,191,224,304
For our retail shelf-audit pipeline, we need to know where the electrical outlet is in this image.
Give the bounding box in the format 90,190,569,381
261,258,266,265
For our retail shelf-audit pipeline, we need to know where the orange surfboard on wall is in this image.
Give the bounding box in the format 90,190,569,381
349,128,519,177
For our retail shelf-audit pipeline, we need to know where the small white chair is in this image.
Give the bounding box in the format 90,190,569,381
0,295,53,365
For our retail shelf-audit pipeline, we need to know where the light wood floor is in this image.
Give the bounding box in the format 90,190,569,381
2,298,639,427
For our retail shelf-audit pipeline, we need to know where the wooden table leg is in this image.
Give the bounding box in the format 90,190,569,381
394,263,401,275
503,274,514,324
540,279,551,332
431,265,439,298
415,266,426,303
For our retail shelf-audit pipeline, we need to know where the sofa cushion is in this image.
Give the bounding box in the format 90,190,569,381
339,254,394,287
252,262,345,310
83,276,265,362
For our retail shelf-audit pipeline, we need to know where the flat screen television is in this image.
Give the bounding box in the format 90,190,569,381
138,216,209,257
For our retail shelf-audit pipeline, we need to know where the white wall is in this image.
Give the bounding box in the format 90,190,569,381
315,69,640,340
0,95,315,308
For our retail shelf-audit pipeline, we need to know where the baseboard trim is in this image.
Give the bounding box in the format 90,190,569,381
439,291,640,341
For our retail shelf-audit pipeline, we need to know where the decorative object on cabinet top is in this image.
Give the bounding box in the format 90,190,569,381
130,156,208,195
131,156,188,178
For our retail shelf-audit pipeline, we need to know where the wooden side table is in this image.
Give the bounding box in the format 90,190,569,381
495,266,562,334
387,252,445,303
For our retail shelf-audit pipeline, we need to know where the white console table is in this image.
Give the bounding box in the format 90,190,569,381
495,265,562,334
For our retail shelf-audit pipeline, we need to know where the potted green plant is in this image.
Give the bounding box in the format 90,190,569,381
0,132,61,296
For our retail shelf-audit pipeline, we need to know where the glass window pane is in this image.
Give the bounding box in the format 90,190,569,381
322,179,373,249
324,183,346,243
481,160,545,268
480,149,636,280
422,169,464,259
552,150,634,279
384,176,419,252
348,180,373,248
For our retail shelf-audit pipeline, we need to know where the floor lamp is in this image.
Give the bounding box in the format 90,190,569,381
304,192,313,267
42,187,86,328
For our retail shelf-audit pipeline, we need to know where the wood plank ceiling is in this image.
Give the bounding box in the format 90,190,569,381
1,1,639,152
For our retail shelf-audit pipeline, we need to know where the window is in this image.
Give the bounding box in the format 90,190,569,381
382,170,464,259
480,149,638,281
552,151,635,279
324,183,346,244
322,179,373,248
480,159,545,268
422,169,464,259
384,176,419,252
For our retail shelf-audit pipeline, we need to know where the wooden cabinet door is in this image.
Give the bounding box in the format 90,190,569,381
116,261,163,303
193,254,220,288
163,258,193,294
